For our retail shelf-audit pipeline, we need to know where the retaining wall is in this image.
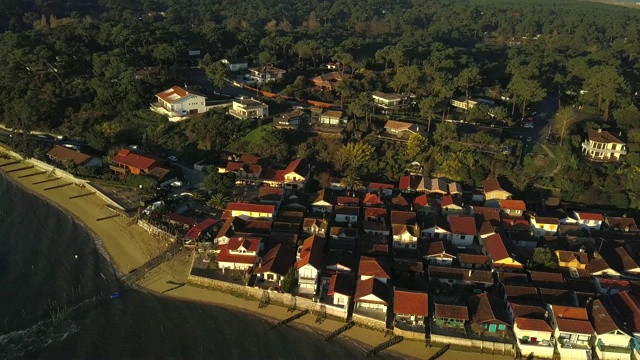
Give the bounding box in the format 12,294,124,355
352,312,387,331
187,274,349,321
518,343,555,359
138,219,177,242
430,333,515,356
393,327,427,341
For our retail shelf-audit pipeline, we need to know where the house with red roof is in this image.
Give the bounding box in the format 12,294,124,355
365,182,394,196
283,158,309,189
151,85,212,121
111,149,164,176
611,291,640,337
358,256,391,284
424,240,456,266
413,194,439,217
449,215,477,248
226,202,275,219
547,304,593,358
441,195,463,217
421,214,451,240
216,237,261,270
573,211,604,230
327,272,355,309
469,292,512,333
47,145,103,167
363,193,383,207
354,277,390,313
184,218,218,243
589,299,632,359
530,216,560,237
334,205,359,224
295,236,325,293
253,244,296,284
399,175,421,192
482,233,523,271
391,211,419,249
499,199,526,217
434,303,469,329
513,317,555,358
394,289,428,326
482,177,512,201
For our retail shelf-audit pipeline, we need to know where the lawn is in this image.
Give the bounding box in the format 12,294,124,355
226,124,271,153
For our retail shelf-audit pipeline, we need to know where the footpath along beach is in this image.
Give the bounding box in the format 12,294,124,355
0,153,508,360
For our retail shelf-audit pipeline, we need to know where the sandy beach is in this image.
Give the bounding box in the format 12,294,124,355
0,154,510,359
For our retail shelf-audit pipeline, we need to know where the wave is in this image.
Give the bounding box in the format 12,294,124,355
0,319,80,359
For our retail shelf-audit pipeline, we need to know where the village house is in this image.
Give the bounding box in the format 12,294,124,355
449,215,477,248
225,202,275,219
581,129,627,161
256,187,284,207
371,91,409,113
499,199,526,217
150,85,214,121
503,284,540,301
163,213,196,230
573,211,604,230
596,278,632,295
253,244,296,284
547,304,594,360
295,235,325,293
482,233,523,271
441,195,464,217
413,194,439,217
358,256,391,284
215,237,261,270
399,175,422,192
214,217,271,244
419,177,448,195
221,58,248,71
327,272,355,309
184,218,218,243
424,240,457,266
421,215,451,240
329,226,358,248
450,96,494,110
458,253,490,269
246,65,286,84
310,71,352,91
391,211,419,249
556,250,588,271
383,120,426,139
354,277,390,314
502,217,530,234
513,317,555,358
273,109,308,129
434,303,469,329
318,109,348,126
324,249,356,274
310,189,334,214
428,266,494,288
505,298,547,322
47,145,103,168
363,207,386,222
590,242,640,278
611,291,640,344
363,193,384,207
363,221,390,237
365,182,394,196
302,218,328,237
530,216,560,237
229,98,269,119
283,158,309,190
482,177,513,201
469,292,512,333
390,194,411,211
334,205,359,224
589,299,633,359
394,289,428,326
111,148,165,176
605,216,638,232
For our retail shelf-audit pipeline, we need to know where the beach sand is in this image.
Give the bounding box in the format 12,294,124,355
0,155,510,360
0,157,168,274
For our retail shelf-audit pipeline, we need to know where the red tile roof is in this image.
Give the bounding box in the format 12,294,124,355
216,246,258,265
354,278,389,304
556,318,594,334
112,149,158,170
253,244,296,276
470,292,511,325
391,211,416,225
575,211,604,222
552,305,589,321
394,290,428,316
226,202,275,214
515,317,553,333
458,253,489,265
364,207,387,219
363,193,383,206
334,205,359,216
399,175,411,190
599,278,631,292
295,235,325,270
589,299,623,334
612,291,640,333
435,303,469,321
164,213,197,226
185,218,217,240
449,215,477,236
587,129,624,144
533,216,560,225
47,145,93,165
483,233,509,262
283,158,308,176
366,182,394,190
441,195,461,208
358,256,391,279
328,272,354,297
156,85,190,103
482,178,507,193
499,199,526,211
424,241,454,257
227,237,261,252
336,196,360,206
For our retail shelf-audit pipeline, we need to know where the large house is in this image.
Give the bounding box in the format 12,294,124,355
354,278,390,313
310,72,352,91
253,244,296,284
221,58,248,72
372,92,410,113
384,120,426,139
318,109,348,126
582,129,627,161
246,65,286,84
391,211,419,249
547,305,594,360
111,149,168,180
482,178,512,201
216,237,261,270
283,158,309,190
151,85,213,121
273,109,307,129
394,289,428,326
327,272,355,309
47,145,103,167
469,292,512,333
229,98,269,119
295,236,325,293
225,203,275,219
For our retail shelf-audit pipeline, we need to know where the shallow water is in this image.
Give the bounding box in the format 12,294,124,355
0,173,374,359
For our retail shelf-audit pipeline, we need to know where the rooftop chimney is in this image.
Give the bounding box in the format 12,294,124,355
598,128,602,133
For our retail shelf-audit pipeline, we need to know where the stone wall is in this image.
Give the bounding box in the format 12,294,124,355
187,274,350,321
351,312,387,331
518,343,555,359
430,333,515,356
393,327,427,341
138,219,177,242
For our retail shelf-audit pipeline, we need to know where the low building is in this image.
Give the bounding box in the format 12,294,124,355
318,109,347,126
295,235,325,293
273,109,307,129
150,85,212,121
394,289,428,326
391,211,419,249
358,256,391,283
246,65,286,84
221,58,248,72
47,145,102,167
354,278,390,313
573,211,604,230
441,195,463,217
184,218,218,243
434,303,469,329
513,317,555,358
530,216,559,237
449,215,477,248
589,299,633,359
383,120,426,138
283,158,309,190
424,240,456,266
548,305,594,360
111,148,164,176
226,202,275,219
450,96,494,110
482,177,512,201
334,205,359,224
371,92,409,113
469,292,512,333
582,129,626,161
327,272,354,309
229,98,269,119
216,237,261,270
310,71,351,91
605,216,638,232
499,199,526,217
253,244,296,284
482,233,523,271
428,266,494,288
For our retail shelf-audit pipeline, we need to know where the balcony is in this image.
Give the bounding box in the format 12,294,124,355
598,343,632,354
150,102,189,122
582,141,627,159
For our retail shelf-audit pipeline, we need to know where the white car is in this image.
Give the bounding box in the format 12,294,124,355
170,181,183,188
524,122,534,129
168,156,178,162
526,137,532,142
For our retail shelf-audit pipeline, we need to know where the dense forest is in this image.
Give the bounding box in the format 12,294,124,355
1,0,639,208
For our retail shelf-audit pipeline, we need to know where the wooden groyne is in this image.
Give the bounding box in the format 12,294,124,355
270,309,309,329
427,344,450,360
325,321,355,341
120,241,182,285
366,336,404,357
18,170,46,178
33,177,59,185
43,182,72,190
6,165,33,173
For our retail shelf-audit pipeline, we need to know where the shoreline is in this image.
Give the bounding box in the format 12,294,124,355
0,154,510,360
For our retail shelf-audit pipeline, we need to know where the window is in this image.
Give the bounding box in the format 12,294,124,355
460,235,466,240
498,324,506,330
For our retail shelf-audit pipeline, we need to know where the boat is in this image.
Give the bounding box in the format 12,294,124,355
109,292,120,299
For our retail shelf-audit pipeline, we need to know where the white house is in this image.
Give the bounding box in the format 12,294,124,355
151,85,212,121
246,65,286,84
229,98,269,119
573,211,604,230
513,317,555,359
530,216,560,237
253,244,296,284
221,58,248,72
450,96,494,110
371,91,408,113
334,205,359,224
318,109,347,126
449,215,477,248
392,225,419,249
310,189,334,214
354,278,389,313
582,129,627,161
421,215,452,240
283,158,309,190
295,235,325,293
394,289,428,326
548,305,594,360
589,299,633,359
327,272,354,309
424,241,456,266
215,237,261,270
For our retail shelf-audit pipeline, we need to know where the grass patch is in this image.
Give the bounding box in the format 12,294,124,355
227,124,272,153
